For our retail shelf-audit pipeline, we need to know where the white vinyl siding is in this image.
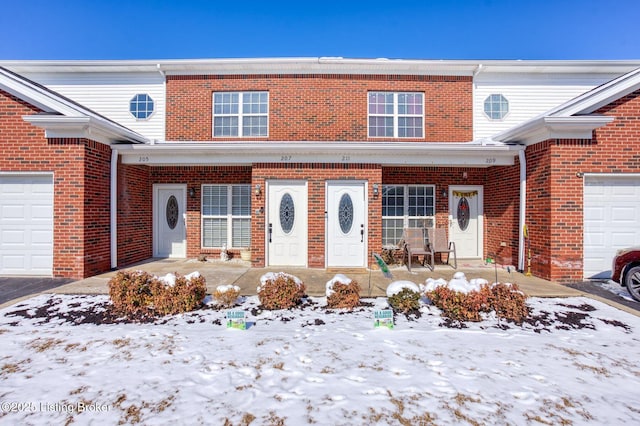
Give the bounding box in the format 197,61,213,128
474,73,619,139
20,72,166,141
382,185,435,247
202,185,251,249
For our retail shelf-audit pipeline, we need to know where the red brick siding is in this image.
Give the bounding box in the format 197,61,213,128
166,74,472,143
484,160,520,266
525,88,640,282
117,162,152,266
0,89,112,278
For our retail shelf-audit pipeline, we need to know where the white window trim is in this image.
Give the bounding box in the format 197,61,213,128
483,93,509,121
201,184,251,249
368,92,424,138
382,184,435,247
129,93,155,121
212,91,269,138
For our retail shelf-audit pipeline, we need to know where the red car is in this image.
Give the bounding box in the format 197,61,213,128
611,247,640,302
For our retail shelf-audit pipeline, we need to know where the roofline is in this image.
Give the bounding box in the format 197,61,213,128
2,58,640,76
0,66,147,144
494,116,614,145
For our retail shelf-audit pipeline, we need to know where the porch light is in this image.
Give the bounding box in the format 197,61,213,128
189,187,196,198
373,183,379,197
441,188,447,198
255,184,262,197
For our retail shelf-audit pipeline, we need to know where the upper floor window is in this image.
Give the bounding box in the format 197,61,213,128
484,94,509,120
129,94,154,120
213,92,268,137
368,92,424,138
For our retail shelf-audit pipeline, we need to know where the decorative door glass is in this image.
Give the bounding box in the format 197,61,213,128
280,193,295,234
166,195,179,230
338,194,354,234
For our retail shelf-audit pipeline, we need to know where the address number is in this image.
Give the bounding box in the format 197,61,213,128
485,158,496,164
138,156,150,163
280,155,292,162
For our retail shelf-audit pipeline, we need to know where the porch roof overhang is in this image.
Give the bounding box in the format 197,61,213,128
118,141,523,167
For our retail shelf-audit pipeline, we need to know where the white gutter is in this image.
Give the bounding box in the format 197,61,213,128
518,150,526,271
110,149,118,269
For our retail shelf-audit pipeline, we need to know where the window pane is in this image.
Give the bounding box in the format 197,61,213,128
202,185,227,216
214,117,238,137
369,116,394,137
242,116,268,137
398,117,423,138
382,218,404,247
232,185,251,215
203,218,227,247
232,218,251,248
382,185,404,217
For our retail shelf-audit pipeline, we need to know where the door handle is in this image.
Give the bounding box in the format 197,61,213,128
360,224,364,243
268,223,273,243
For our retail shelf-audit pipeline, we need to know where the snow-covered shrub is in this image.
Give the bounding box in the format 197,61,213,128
426,280,529,323
386,280,420,297
108,270,206,316
213,285,241,308
257,272,306,310
326,275,360,309
388,288,421,314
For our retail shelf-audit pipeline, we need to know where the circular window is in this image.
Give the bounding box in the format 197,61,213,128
279,193,295,234
130,93,154,119
483,94,509,120
338,194,354,234
457,197,470,231
166,195,179,230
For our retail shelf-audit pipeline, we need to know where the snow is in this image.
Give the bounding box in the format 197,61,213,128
215,284,240,294
1,289,640,424
257,272,303,293
385,280,420,297
157,271,201,288
325,274,352,297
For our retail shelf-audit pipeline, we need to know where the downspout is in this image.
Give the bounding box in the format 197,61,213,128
110,149,118,269
518,149,526,271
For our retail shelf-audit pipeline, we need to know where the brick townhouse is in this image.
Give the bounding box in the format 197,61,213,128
1,58,639,282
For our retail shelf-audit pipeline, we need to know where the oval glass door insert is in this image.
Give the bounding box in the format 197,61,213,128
280,193,295,234
338,193,354,234
457,197,470,231
166,195,179,230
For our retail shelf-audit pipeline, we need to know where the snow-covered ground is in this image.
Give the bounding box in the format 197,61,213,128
1,291,639,425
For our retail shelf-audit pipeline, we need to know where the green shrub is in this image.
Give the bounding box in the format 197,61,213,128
258,274,306,310
427,283,529,323
108,271,206,316
388,288,421,314
327,281,361,309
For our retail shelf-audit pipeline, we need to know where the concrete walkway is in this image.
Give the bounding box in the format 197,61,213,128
1,257,638,316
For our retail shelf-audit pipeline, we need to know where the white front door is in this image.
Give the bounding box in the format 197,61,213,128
267,181,308,266
326,182,367,268
449,186,483,259
153,185,186,258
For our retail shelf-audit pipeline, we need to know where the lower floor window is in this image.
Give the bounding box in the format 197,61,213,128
382,185,435,247
202,184,251,248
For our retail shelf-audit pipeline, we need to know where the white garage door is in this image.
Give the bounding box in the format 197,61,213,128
0,175,53,275
584,175,640,279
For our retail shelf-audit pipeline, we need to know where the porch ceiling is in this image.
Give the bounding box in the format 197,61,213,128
118,141,523,167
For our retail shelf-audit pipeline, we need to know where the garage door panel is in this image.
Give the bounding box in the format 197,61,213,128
584,176,640,279
0,175,53,276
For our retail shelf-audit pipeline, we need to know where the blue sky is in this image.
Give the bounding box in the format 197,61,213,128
1,0,639,60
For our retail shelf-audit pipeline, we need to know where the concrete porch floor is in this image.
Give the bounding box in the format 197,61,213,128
50,257,577,298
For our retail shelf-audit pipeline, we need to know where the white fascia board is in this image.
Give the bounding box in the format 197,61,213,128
119,141,521,167
494,116,614,145
550,68,640,116
23,115,147,145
